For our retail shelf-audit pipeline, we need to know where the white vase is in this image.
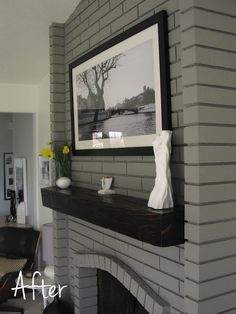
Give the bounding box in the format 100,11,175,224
56,177,71,189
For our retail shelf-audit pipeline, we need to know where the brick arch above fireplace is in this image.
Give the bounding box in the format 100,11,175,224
73,253,169,314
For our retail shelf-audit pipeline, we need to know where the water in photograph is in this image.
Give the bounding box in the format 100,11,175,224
79,112,155,141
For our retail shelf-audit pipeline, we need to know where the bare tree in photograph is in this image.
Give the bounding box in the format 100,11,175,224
77,54,122,122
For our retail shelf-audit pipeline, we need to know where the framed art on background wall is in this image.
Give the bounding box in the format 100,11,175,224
39,156,52,187
3,152,14,200
14,157,28,216
70,10,171,156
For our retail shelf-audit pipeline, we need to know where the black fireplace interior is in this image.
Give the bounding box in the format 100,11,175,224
98,270,148,314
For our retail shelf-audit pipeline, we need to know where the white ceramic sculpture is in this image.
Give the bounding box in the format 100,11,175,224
148,131,174,209
98,176,115,195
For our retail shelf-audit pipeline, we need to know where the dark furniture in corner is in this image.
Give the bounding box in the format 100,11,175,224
0,227,40,314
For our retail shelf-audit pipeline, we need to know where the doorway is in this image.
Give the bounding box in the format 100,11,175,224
0,112,35,225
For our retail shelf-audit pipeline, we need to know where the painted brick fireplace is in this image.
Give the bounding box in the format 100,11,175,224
53,212,183,313
42,186,184,313
50,1,185,312
49,0,236,313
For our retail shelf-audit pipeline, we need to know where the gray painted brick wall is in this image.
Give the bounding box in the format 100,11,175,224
50,0,184,312
50,0,236,313
50,23,66,145
182,0,236,313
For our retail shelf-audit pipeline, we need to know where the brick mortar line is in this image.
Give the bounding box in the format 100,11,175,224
187,235,236,246
50,52,65,57
182,25,236,37
183,83,236,91
182,44,236,55
185,181,236,186
183,63,236,73
186,272,236,285
183,103,236,110
180,5,236,19
185,288,236,304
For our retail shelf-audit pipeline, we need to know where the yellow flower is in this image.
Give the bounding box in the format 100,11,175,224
47,151,54,159
62,145,70,154
41,147,54,159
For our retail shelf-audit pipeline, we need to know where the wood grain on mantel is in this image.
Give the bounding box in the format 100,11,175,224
41,186,184,247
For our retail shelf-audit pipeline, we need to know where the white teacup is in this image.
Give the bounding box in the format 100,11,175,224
101,176,112,191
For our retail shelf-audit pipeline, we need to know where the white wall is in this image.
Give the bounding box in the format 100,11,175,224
36,73,52,227
0,83,37,112
0,83,38,224
12,113,35,226
0,113,13,216
0,76,52,229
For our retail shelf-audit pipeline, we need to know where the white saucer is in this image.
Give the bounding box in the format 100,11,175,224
98,189,115,195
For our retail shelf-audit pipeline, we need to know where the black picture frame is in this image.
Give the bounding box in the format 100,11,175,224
69,10,171,156
3,152,14,200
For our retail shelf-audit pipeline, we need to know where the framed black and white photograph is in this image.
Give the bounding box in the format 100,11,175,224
70,11,171,156
3,152,14,200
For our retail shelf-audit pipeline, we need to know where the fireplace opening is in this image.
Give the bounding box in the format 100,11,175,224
73,253,169,314
98,270,148,314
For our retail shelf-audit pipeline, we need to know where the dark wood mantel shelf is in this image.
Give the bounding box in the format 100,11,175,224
41,186,184,247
